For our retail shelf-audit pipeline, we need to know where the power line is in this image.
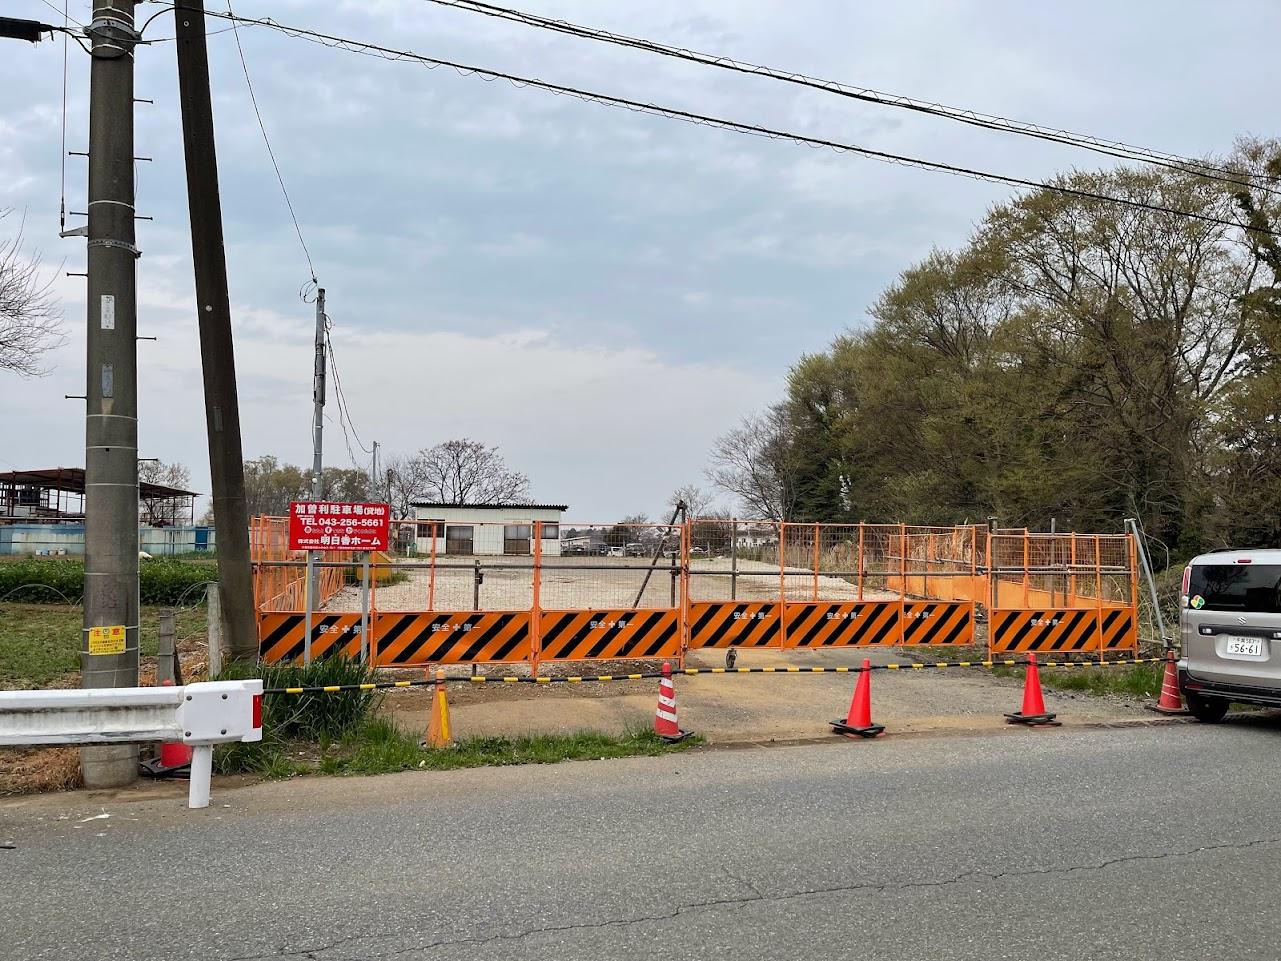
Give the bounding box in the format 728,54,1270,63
198,9,1278,238
225,0,318,285
420,0,1277,196
324,321,373,470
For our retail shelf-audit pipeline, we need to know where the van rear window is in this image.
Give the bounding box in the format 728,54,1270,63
1188,565,1281,614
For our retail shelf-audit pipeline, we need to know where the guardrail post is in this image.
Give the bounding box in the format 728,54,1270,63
189,744,213,809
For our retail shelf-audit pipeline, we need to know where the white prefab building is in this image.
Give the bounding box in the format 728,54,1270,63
409,502,568,556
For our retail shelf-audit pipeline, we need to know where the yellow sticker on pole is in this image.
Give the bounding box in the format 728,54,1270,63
87,625,126,655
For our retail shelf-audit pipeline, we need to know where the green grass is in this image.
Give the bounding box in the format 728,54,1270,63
0,602,208,687
994,661,1163,698
217,717,699,779
0,557,218,605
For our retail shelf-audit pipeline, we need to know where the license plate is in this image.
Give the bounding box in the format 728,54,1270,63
1224,636,1264,658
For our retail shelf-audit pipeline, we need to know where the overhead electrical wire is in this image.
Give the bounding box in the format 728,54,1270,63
419,0,1277,196
226,0,318,286
196,9,1278,238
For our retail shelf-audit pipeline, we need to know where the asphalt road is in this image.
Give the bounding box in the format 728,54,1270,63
6,717,1281,960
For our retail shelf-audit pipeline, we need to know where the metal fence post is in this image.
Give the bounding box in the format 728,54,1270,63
811,522,820,602
473,559,482,611
1094,534,1104,661
303,553,314,666
360,551,371,664
778,522,788,647
530,522,542,677
857,524,865,601
730,518,738,600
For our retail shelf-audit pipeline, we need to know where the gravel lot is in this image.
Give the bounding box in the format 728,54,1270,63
324,556,892,612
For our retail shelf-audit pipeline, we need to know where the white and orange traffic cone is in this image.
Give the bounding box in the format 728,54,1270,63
421,669,452,748
1149,649,1188,715
654,662,690,743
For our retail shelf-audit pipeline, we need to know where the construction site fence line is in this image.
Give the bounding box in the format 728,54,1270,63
263,655,1173,695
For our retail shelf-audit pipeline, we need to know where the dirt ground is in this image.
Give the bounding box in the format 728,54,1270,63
384,645,1154,744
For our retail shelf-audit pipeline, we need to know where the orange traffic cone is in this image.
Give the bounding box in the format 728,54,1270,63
831,658,885,738
654,662,690,743
421,669,452,748
1004,654,1060,726
1149,649,1188,715
140,680,193,778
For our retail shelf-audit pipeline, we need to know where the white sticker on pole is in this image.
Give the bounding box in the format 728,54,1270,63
100,294,115,330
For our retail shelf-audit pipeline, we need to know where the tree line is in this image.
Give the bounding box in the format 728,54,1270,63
707,138,1281,554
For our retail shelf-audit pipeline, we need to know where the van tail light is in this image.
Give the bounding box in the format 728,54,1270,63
1181,566,1191,596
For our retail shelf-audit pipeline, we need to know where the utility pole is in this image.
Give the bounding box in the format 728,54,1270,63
306,287,327,639
370,441,379,495
174,0,258,661
80,0,141,789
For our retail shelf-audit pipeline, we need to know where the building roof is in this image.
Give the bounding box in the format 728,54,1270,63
410,501,568,511
0,468,199,500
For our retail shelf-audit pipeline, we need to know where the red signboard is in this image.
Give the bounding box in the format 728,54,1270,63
288,501,390,552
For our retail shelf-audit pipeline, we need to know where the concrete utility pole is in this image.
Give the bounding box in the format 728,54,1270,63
307,287,327,623
173,0,258,662
80,0,141,789
311,287,327,503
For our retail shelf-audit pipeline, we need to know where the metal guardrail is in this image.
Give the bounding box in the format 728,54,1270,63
0,679,264,808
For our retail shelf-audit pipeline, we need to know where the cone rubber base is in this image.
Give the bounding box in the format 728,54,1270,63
1004,711,1060,727
1146,704,1190,716
830,720,885,738
658,729,691,744
138,757,190,779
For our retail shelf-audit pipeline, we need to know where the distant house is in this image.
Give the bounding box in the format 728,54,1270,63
409,502,568,556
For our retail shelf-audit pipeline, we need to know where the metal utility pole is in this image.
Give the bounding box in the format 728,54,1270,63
370,441,379,493
174,0,258,661
80,0,141,789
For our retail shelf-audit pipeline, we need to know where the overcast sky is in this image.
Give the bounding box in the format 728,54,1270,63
2,0,1277,521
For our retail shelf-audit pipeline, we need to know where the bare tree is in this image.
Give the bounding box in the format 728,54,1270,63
138,460,193,526
415,439,530,505
385,451,430,517
667,483,714,519
0,210,65,377
706,407,799,520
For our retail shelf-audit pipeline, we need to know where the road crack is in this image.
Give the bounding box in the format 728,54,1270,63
227,836,1281,959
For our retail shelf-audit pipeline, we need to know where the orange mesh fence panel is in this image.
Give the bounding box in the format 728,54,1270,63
988,531,1138,656
537,609,681,661
373,612,531,665
686,519,781,603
